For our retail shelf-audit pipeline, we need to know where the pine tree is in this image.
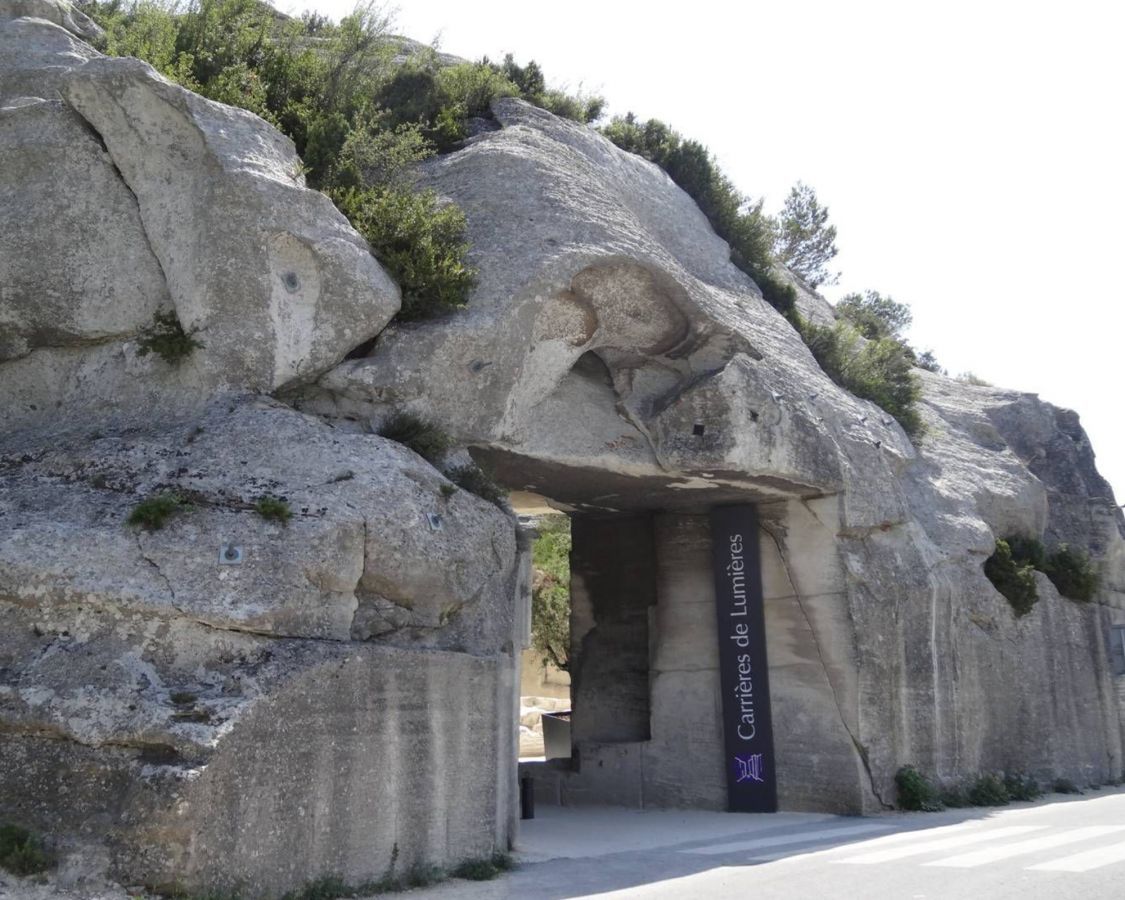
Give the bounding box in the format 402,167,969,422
774,182,839,289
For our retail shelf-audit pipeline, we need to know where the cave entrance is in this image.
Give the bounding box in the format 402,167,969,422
504,483,756,812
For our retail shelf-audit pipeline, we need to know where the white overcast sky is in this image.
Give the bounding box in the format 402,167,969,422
291,0,1124,497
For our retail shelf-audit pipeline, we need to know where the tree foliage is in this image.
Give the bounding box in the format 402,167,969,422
531,516,571,671
773,181,839,289
836,291,912,341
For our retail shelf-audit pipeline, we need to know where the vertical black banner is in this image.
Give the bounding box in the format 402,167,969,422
710,504,777,813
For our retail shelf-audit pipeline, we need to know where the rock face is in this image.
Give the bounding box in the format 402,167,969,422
1,10,399,434
1,5,521,896
3,1,1125,894
304,98,1125,812
0,399,521,894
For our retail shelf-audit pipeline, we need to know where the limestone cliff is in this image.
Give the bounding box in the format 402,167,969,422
2,0,1124,895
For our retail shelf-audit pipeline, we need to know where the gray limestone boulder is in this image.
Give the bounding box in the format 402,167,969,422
0,398,521,893
0,9,399,433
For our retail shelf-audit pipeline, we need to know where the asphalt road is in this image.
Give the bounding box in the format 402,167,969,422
408,787,1125,900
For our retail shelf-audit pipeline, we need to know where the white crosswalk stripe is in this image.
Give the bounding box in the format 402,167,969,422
923,826,1125,868
683,822,893,856
1027,838,1125,872
836,825,1045,864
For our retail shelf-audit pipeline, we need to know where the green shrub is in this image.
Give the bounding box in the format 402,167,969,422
1052,777,1082,795
127,492,186,531
137,311,203,364
332,186,476,320
938,782,970,808
254,495,292,524
493,54,604,123
967,773,1010,806
989,536,1099,608
894,765,942,811
0,824,50,876
835,291,911,341
1003,772,1042,802
1043,545,1099,602
531,516,571,671
984,539,1039,616
377,412,451,463
798,319,923,438
1005,535,1046,571
601,113,795,316
446,464,506,508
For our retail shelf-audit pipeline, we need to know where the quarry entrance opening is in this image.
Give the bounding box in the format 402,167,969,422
501,472,777,814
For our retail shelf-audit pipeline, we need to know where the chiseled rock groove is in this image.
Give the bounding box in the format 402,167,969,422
306,97,1125,811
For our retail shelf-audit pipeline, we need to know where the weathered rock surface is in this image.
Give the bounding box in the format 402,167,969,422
305,97,1125,812
3,0,1125,894
0,398,521,893
0,5,519,896
0,11,399,433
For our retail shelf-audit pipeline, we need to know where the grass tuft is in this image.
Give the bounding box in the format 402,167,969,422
0,823,50,876
254,495,292,525
127,492,186,531
137,311,203,364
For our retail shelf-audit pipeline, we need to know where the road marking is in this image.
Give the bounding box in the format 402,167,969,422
836,826,1046,864
1027,838,1125,872
924,826,1125,868
684,823,893,856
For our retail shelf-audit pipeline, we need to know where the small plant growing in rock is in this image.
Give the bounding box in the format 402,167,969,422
127,492,186,531
984,539,1039,616
439,482,457,498
254,495,292,525
1043,545,1099,602
967,773,1010,806
446,464,506,508
894,765,942,811
0,823,50,876
137,312,203,364
378,412,451,464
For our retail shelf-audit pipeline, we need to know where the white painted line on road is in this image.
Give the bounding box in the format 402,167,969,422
1027,837,1125,872
836,825,1046,864
683,823,893,856
923,826,1125,868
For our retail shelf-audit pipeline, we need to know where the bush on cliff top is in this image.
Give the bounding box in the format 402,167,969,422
88,2,592,321
602,113,796,317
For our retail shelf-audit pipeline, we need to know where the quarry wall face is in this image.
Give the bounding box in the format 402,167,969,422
3,1,1125,893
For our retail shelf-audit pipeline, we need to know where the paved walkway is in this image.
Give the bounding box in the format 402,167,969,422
406,787,1125,899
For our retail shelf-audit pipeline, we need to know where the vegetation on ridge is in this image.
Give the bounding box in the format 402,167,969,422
87,0,600,322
